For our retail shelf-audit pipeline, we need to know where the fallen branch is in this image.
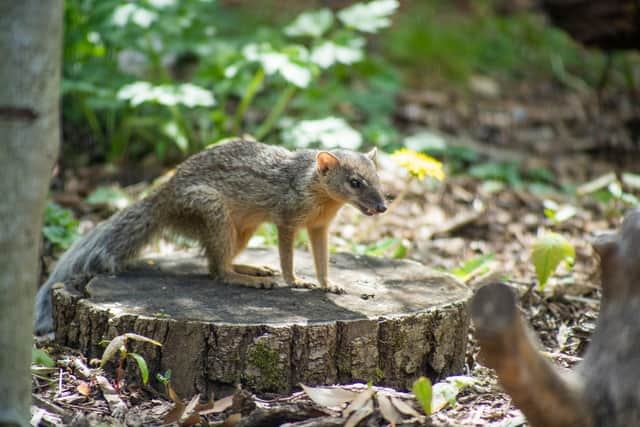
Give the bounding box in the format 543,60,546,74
472,207,640,426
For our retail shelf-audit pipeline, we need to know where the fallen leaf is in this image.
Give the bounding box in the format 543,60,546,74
222,412,242,427
301,384,359,408
343,388,375,418
100,335,127,367
76,381,91,396
345,398,374,427
167,384,180,403
200,395,233,415
377,393,403,426
123,332,163,347
390,396,422,418
179,394,200,426
163,401,186,424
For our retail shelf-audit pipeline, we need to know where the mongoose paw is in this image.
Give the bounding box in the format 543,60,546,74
253,278,278,289
324,280,346,295
289,278,317,289
233,264,278,277
219,271,278,289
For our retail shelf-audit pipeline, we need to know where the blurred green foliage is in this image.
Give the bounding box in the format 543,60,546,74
384,0,609,85
62,0,401,163
43,202,80,250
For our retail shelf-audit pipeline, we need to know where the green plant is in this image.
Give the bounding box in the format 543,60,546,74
348,237,409,259
412,376,432,415
449,253,494,282
101,332,162,389
43,202,80,250
577,172,639,217
382,0,617,88
531,232,575,290
62,0,401,163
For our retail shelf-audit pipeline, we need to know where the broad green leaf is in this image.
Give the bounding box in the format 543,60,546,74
32,348,55,368
337,0,399,33
412,376,432,416
242,44,314,88
449,253,494,281
86,186,131,210
112,4,157,28
43,202,79,250
531,232,575,290
281,116,362,150
117,82,215,107
128,352,149,384
431,382,457,411
162,121,189,153
310,38,364,68
392,240,408,259
285,9,333,38
431,376,476,412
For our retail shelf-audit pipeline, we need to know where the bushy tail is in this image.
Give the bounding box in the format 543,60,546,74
34,196,163,335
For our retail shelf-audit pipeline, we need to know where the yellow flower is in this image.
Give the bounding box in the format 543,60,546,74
391,148,445,181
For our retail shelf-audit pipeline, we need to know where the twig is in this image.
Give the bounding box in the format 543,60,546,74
96,375,127,419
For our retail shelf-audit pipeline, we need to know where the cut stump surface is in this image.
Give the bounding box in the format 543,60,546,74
53,248,471,397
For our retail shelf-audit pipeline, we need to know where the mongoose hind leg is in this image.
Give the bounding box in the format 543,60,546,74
218,270,278,289
170,185,277,289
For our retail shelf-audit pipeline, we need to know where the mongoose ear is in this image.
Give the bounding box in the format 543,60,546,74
316,151,340,175
366,147,377,162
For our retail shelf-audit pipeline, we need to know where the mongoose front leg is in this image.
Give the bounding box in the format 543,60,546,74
278,225,316,288
308,225,345,294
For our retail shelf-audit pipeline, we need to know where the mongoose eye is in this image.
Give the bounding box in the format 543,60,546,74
350,178,362,189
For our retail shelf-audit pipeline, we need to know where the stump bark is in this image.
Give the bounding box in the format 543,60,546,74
52,248,471,397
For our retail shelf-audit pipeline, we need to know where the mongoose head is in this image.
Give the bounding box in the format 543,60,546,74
316,148,387,216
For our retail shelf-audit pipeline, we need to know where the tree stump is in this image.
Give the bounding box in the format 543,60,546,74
52,248,471,397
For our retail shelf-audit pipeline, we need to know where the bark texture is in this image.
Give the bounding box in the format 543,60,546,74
472,207,640,427
52,249,472,397
0,1,62,425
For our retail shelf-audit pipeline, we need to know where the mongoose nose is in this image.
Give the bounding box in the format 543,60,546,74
376,204,387,213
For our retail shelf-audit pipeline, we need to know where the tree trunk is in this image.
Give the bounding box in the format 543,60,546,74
0,1,62,425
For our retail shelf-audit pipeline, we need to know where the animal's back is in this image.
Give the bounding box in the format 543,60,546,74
171,139,315,210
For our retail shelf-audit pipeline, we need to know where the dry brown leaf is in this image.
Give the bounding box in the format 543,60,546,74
377,394,403,427
179,394,200,426
345,399,374,427
200,395,234,415
301,384,359,408
100,335,126,367
180,413,201,427
76,381,91,397
343,388,375,418
123,332,163,347
195,400,214,412
390,397,422,418
163,401,186,424
167,384,180,403
222,412,242,427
